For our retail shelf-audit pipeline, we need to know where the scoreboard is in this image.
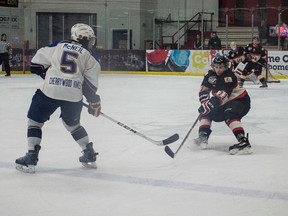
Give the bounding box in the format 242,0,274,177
0,0,18,7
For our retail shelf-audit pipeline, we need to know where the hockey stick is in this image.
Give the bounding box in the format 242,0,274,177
164,114,200,158
83,103,179,146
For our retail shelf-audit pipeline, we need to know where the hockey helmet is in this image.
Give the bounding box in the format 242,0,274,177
212,56,229,68
230,41,237,50
71,23,95,47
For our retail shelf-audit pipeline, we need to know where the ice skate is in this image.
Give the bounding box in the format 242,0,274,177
79,142,98,169
259,81,268,88
194,131,210,149
229,135,252,155
15,145,41,174
194,136,208,149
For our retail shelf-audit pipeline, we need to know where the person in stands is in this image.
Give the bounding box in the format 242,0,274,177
194,34,202,50
208,32,221,50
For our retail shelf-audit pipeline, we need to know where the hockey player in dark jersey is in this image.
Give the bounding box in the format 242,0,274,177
195,56,252,155
227,41,246,70
242,36,268,88
227,41,248,83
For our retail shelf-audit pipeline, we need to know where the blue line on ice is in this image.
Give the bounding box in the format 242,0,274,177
2,161,288,202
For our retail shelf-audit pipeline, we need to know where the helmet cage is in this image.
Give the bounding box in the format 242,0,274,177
230,41,237,50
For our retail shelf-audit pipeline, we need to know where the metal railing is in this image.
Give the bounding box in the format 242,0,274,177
159,12,214,49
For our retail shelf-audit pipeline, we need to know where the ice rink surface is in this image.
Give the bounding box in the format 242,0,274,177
0,74,288,216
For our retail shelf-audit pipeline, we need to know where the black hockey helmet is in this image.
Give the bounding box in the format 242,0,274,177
212,55,229,68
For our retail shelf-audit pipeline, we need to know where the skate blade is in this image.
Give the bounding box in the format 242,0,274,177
81,162,97,169
194,139,200,145
194,139,208,149
229,147,253,155
15,164,36,174
199,143,208,149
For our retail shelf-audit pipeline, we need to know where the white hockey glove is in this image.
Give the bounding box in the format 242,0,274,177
88,102,101,117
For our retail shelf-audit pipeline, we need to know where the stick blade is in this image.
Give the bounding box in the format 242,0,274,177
162,133,179,145
164,146,175,158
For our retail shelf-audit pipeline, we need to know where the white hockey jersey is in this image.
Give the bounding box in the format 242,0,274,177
31,41,100,102
0,40,12,54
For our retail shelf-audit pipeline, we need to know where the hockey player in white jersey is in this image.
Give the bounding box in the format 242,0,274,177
15,23,101,173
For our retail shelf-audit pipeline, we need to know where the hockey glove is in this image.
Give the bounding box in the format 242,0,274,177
246,54,252,61
198,100,215,115
88,102,101,117
199,91,210,103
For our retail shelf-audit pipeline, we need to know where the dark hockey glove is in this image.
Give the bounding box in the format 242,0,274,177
246,54,252,61
88,102,101,117
198,100,215,115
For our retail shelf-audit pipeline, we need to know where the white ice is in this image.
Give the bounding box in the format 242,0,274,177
0,74,288,216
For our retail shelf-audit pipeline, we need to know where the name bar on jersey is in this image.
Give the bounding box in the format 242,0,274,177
63,43,83,54
49,77,81,90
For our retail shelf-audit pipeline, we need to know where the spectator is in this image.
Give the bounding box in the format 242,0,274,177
194,34,202,50
258,20,268,45
208,32,221,50
275,21,288,50
0,33,12,77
